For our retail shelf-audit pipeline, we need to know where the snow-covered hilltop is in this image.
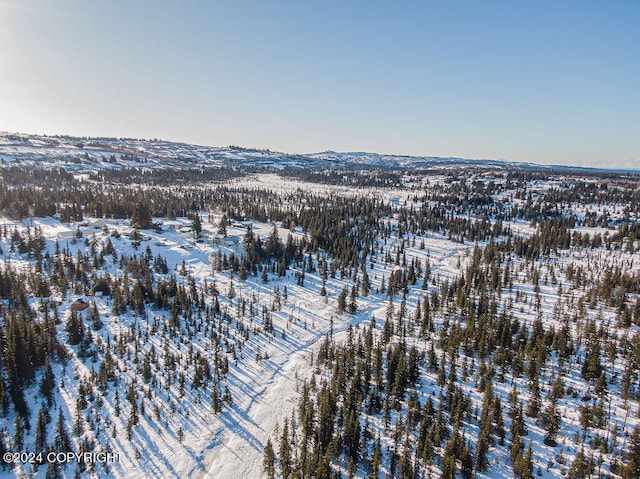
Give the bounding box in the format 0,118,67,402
0,132,601,173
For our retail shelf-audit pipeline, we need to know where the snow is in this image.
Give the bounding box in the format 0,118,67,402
1,146,639,479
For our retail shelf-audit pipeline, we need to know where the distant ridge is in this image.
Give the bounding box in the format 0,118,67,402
1,131,637,173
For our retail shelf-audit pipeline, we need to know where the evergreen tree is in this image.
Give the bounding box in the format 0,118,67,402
337,287,348,313
461,439,474,479
541,399,561,446
0,376,7,416
279,419,292,479
263,438,276,479
40,360,56,406
370,437,381,479
622,425,640,479
36,406,48,450
442,447,457,479
191,213,202,238
581,323,602,381
348,285,358,314
475,427,490,473
526,374,541,417
0,429,6,470
514,442,533,479
568,446,594,479
217,214,228,236
55,409,72,452
265,226,283,260
14,412,24,450
91,302,103,330
132,203,152,229
65,310,85,345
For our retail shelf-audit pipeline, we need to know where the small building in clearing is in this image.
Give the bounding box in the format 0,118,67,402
56,228,76,239
71,298,91,312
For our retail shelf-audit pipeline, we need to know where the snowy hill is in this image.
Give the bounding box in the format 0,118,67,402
0,132,599,173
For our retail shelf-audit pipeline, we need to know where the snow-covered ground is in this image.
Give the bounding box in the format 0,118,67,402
1,161,639,478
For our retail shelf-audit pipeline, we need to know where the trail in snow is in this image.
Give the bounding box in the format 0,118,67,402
195,307,374,479
192,244,466,478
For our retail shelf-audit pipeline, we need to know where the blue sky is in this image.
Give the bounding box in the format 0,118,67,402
1,0,638,167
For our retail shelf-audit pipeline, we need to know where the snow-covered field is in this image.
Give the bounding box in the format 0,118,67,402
1,208,471,478
1,144,639,478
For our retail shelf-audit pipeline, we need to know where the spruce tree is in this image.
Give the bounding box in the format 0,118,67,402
337,287,348,313
55,408,72,452
568,446,593,479
91,302,103,330
36,407,48,450
622,425,640,479
65,310,85,345
279,419,292,479
191,213,202,238
14,412,24,450
541,399,561,446
370,437,381,479
263,439,276,479
0,429,6,470
217,214,228,236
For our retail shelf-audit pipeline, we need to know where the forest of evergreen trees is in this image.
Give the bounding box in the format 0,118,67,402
0,163,639,478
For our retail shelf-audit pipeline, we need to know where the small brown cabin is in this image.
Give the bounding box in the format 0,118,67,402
71,298,91,312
